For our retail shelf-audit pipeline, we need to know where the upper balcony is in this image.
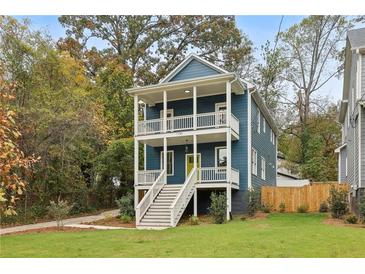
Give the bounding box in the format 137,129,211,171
136,110,239,137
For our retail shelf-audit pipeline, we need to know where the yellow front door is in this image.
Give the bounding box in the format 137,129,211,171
186,154,201,178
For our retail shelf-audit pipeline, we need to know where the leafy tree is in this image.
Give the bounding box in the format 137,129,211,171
58,16,254,85
279,103,340,181
278,16,353,165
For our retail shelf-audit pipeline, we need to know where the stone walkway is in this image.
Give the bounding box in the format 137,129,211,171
0,209,119,235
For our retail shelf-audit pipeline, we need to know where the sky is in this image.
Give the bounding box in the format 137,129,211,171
16,15,364,102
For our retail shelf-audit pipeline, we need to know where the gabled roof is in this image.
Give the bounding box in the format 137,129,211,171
347,27,365,50
160,54,229,83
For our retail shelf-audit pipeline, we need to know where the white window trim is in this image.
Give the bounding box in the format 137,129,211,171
263,118,266,133
345,155,348,177
251,148,258,176
160,150,174,176
215,146,227,168
160,109,174,118
261,156,266,180
215,102,227,112
257,111,261,134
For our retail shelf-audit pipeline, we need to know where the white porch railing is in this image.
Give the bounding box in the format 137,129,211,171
231,168,240,186
135,170,166,225
169,168,197,227
137,170,161,186
137,111,239,136
138,118,163,135
231,114,239,134
198,167,239,185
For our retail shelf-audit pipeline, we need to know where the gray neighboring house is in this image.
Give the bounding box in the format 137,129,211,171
276,151,310,187
335,27,365,203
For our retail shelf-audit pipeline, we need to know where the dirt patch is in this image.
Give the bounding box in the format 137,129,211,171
249,212,269,220
323,217,365,229
2,226,96,236
83,217,136,228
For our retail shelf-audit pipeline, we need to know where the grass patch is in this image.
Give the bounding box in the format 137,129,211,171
1,213,364,258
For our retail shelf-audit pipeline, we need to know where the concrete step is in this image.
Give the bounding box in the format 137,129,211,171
140,219,170,224
143,216,170,220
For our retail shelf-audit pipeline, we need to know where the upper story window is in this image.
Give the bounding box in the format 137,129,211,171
257,110,261,134
251,148,258,176
215,146,227,167
263,119,266,133
270,129,276,145
261,156,266,180
160,150,174,176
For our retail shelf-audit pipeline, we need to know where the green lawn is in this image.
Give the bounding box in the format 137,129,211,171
1,213,364,258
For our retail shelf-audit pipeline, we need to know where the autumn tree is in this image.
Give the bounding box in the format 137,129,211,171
0,71,38,215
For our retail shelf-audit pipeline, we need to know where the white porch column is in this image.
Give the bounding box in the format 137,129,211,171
193,86,197,130
163,137,167,183
134,139,139,209
226,81,231,126
134,95,139,136
163,90,167,133
193,134,197,216
226,81,232,220
134,95,139,207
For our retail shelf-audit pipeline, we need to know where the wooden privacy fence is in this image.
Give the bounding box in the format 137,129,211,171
261,182,350,212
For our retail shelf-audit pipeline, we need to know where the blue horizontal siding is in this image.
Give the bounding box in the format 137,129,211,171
251,99,276,188
169,59,220,82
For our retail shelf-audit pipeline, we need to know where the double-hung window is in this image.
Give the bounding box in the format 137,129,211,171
261,157,266,180
215,147,227,168
160,150,174,176
251,148,258,175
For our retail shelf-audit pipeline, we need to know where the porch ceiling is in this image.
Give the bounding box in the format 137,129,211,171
127,74,244,106
139,131,238,147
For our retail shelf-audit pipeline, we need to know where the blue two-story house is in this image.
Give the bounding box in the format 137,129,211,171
127,54,278,228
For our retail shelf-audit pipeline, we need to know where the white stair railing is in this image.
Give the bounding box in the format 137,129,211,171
135,170,166,225
137,170,162,186
169,168,197,227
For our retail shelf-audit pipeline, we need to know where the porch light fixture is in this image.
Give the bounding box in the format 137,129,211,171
185,139,189,153
184,90,191,94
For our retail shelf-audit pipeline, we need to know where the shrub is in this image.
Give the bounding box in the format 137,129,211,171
345,214,358,224
297,204,309,213
120,214,132,223
47,199,73,229
116,192,134,217
328,186,348,218
247,188,260,217
189,216,199,225
279,202,286,213
319,201,329,213
359,197,365,223
261,204,272,213
208,192,226,224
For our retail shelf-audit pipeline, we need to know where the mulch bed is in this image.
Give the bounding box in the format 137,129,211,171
83,217,136,228
323,216,365,228
2,226,96,236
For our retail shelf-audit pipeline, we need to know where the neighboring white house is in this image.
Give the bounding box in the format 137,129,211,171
276,151,310,187
335,27,365,203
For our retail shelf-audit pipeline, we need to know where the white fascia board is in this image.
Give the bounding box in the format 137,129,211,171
334,143,347,153
160,53,229,83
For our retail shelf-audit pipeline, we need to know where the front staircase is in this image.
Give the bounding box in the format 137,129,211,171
136,168,197,229
138,185,182,227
